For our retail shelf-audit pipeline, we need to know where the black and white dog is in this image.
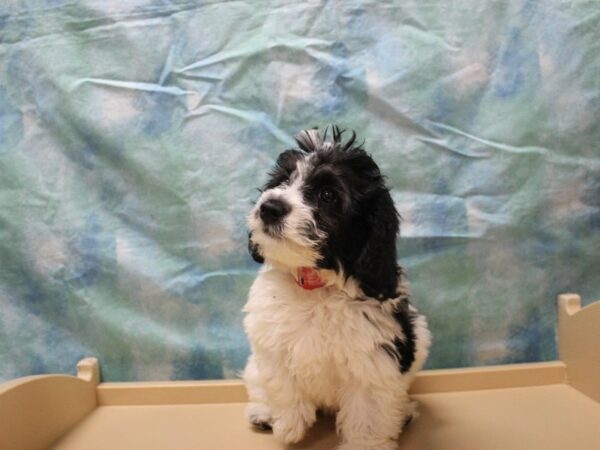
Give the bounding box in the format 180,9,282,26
243,127,430,450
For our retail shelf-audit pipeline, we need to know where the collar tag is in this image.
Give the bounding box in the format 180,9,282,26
296,267,326,290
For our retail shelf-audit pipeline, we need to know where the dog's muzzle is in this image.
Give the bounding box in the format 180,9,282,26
259,198,290,226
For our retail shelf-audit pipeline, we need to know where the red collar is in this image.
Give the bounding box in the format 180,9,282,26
296,267,326,290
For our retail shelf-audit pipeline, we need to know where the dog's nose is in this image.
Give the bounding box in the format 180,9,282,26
259,198,291,224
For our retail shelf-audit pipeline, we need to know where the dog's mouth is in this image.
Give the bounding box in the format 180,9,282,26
250,222,324,268
262,223,284,239
259,223,323,250
248,201,327,269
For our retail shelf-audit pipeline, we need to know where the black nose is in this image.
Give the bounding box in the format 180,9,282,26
259,198,291,225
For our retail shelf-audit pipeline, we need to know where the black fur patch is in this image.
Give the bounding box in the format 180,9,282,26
394,301,417,373
386,301,416,373
248,232,264,263
297,128,401,300
264,149,304,190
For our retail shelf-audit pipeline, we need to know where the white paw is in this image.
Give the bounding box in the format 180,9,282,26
272,413,309,444
245,402,272,429
402,400,419,430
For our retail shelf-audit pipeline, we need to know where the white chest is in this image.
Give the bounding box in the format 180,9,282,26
244,269,400,401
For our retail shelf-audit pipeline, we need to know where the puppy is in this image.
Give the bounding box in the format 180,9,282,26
243,127,430,450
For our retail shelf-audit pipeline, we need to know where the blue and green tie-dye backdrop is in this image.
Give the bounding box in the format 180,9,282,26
1,1,599,382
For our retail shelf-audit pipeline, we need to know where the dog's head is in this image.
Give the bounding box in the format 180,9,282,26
247,126,400,300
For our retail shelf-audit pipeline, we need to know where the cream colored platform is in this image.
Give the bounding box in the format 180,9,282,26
2,294,599,450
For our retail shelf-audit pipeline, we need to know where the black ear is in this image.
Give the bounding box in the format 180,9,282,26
248,232,264,264
264,149,304,190
353,189,400,300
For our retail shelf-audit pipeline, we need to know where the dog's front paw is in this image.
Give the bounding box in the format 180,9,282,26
246,402,272,430
272,416,307,444
272,409,314,444
402,400,419,430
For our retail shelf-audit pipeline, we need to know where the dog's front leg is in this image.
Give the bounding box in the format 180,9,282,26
269,373,317,444
244,354,274,430
336,384,410,450
244,349,317,444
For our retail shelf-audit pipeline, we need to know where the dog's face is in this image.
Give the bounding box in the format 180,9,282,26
248,127,400,300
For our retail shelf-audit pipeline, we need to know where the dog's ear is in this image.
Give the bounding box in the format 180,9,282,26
248,232,264,264
353,189,400,301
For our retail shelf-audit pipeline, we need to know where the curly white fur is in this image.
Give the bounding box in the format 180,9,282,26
243,128,431,449
243,268,430,450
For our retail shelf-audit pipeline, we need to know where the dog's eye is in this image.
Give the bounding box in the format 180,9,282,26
319,188,336,203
